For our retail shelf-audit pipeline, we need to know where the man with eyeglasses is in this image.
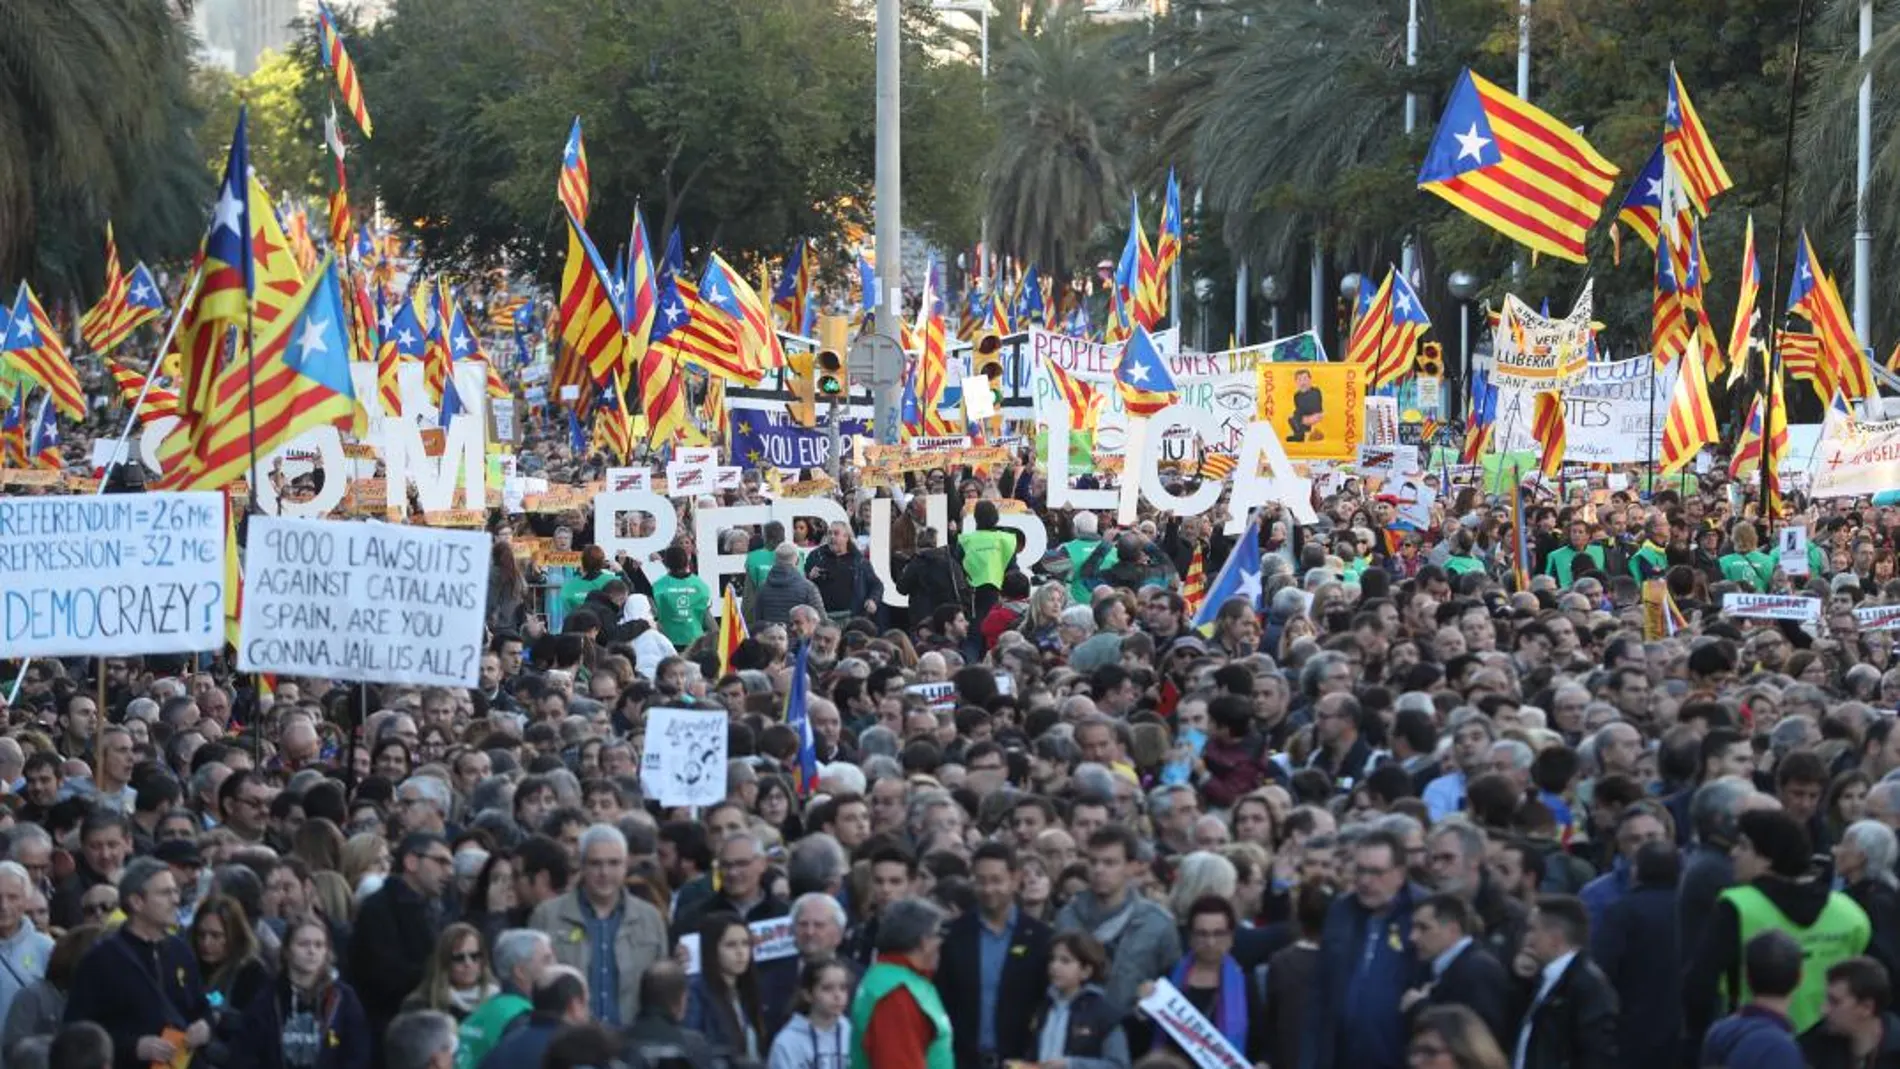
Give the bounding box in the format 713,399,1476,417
349,832,452,1052
676,831,790,939
1303,828,1426,1069
66,858,212,1069
213,770,271,844
51,810,130,930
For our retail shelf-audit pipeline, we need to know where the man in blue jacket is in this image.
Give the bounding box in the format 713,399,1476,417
1702,931,1806,1069
1302,828,1426,1069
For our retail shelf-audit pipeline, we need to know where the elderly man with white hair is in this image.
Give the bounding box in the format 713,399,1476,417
0,860,50,1035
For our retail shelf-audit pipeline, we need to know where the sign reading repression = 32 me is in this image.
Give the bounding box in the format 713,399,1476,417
238,515,489,687
0,492,227,657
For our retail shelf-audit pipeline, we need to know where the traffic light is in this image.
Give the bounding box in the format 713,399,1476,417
786,350,817,428
816,314,850,398
972,333,1005,398
1416,341,1444,378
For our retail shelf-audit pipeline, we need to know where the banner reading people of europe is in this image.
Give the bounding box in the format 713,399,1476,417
238,516,489,687
1253,362,1366,461
0,492,226,657
1028,327,1325,456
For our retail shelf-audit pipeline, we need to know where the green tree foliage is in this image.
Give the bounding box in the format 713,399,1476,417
0,0,211,297
192,49,331,201
338,0,984,275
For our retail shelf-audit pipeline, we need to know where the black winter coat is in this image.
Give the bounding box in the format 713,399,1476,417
1509,955,1619,1069
230,978,372,1069
345,878,442,1061
1590,885,1679,1069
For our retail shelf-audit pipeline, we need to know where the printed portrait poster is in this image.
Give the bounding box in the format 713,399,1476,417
1253,362,1365,461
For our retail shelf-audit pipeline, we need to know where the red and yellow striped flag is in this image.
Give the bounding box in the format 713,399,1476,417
1532,391,1566,479
106,359,179,423
1660,338,1718,474
79,223,129,353
1663,64,1732,215
718,585,748,678
1182,544,1207,618
316,2,372,138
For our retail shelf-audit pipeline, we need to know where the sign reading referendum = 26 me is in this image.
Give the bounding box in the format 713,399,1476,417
0,492,227,657
238,516,490,687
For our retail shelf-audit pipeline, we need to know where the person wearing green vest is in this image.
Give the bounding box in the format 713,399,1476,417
456,929,555,1069
1057,511,1115,603
1688,809,1871,1043
959,500,1018,627
1441,529,1487,580
651,544,713,649
850,897,953,1069
1629,514,1671,580
557,545,619,614
1545,519,1608,587
743,520,794,593
1718,520,1776,592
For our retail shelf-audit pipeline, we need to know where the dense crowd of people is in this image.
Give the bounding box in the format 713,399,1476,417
7,441,1900,1069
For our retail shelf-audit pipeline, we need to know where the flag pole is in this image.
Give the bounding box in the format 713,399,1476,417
1759,0,1813,539
5,263,202,706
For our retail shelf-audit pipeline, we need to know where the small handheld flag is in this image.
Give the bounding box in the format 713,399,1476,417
1115,325,1179,417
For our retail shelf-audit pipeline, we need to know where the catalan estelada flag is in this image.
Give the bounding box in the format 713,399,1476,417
1156,169,1183,281
558,117,589,225
1370,271,1429,388
1344,271,1394,369
1115,324,1179,417
161,257,360,491
557,214,625,401
1,284,85,420
1418,69,1619,263
1787,231,1874,400
771,239,815,336
909,264,956,438
699,253,784,382
1663,63,1732,215
1652,226,1690,366
0,384,25,468
316,2,372,138
785,640,818,795
29,396,59,470
1612,145,1665,266
1531,391,1565,479
1659,337,1718,474
717,584,747,678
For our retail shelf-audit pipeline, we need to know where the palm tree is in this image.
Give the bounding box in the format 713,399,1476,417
0,0,212,293
983,1,1134,275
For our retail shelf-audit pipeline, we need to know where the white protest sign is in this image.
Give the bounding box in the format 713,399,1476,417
666,464,713,498
0,493,226,657
491,398,518,443
1855,604,1900,632
1138,978,1250,1069
1357,445,1419,478
906,681,957,712
1722,593,1823,623
641,706,729,807
1488,283,1593,392
678,916,797,976
606,468,654,493
1364,397,1400,447
90,439,131,473
1391,476,1438,530
1778,527,1810,576
676,447,720,467
238,517,489,686
1493,355,1679,461
560,384,580,402
1031,327,1266,460
964,375,996,420
1813,405,1900,499
714,467,744,491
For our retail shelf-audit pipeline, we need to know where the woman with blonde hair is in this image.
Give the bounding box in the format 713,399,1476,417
340,833,390,896
401,923,497,1021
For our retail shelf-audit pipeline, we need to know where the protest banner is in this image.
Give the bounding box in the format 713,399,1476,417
0,492,226,657
1856,604,1900,632
1253,363,1365,461
641,706,729,807
726,402,869,470
1138,979,1250,1069
906,681,957,712
1722,593,1823,623
238,517,489,687
1492,355,1678,462
1488,283,1594,392
678,916,797,976
1812,405,1900,499
1028,326,1295,457
1778,527,1810,576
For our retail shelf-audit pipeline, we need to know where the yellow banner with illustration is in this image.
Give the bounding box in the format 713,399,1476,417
1253,363,1366,461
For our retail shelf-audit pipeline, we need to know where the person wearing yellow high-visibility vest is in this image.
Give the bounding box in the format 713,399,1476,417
1685,809,1870,1051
